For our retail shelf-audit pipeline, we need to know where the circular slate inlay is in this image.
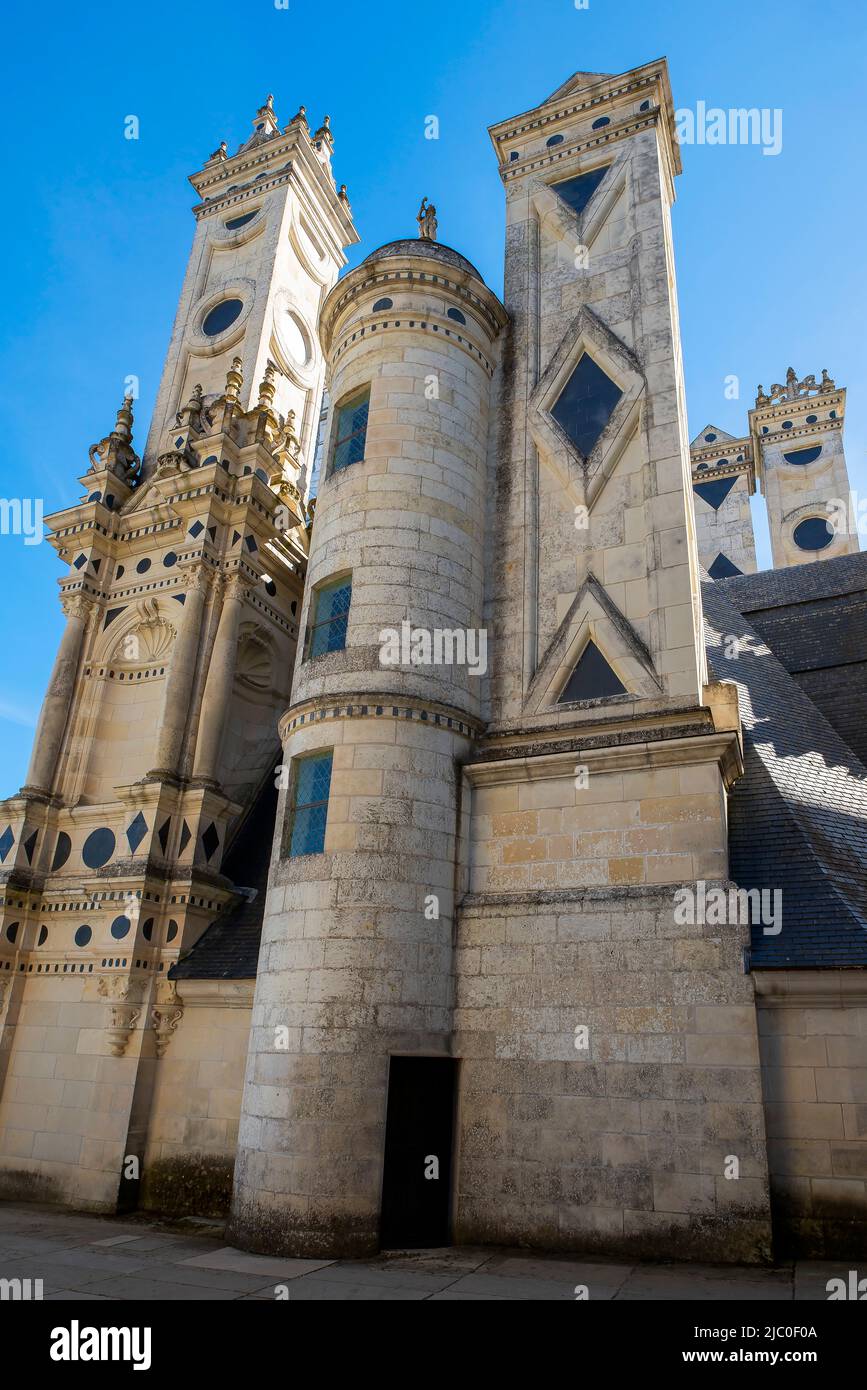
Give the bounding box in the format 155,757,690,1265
372,297,393,312
136,558,151,575
5,922,18,944
110,915,131,940
793,516,834,551
163,551,178,568
202,298,243,336
447,307,466,325
82,827,116,870
142,918,154,942
38,926,48,946
74,925,92,948
546,133,564,147
166,920,179,943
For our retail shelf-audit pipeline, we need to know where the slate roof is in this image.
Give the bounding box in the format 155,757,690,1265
170,765,278,981
702,569,867,968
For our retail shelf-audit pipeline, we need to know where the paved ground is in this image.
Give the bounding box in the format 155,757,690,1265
0,1203,852,1300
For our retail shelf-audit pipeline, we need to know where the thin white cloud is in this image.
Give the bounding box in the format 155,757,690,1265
0,698,37,729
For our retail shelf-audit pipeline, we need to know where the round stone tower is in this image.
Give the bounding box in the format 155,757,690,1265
230,237,508,1256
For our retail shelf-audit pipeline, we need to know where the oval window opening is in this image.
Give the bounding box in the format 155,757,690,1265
202,298,243,336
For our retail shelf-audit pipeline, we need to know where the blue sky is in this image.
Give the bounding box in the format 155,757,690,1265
1,0,865,790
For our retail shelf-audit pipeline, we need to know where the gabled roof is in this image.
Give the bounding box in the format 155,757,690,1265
702,574,867,968
690,423,737,448
545,70,614,103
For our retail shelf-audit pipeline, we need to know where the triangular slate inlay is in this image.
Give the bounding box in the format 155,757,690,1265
558,639,626,703
708,552,743,580
157,817,171,855
693,476,738,511
552,165,611,218
23,830,38,864
179,820,192,855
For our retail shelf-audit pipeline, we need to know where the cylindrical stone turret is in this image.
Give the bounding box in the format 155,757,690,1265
230,237,508,1256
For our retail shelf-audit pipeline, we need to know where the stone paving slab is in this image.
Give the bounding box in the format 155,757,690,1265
0,1202,858,1301
181,1246,334,1278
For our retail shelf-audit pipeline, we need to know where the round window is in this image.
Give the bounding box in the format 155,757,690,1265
793,517,834,552
202,298,243,336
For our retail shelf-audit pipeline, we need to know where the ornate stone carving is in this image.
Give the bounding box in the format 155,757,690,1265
151,979,183,1059
60,593,94,622
88,396,141,482
757,367,836,407
98,976,142,1057
208,141,227,162
112,600,176,666
417,196,438,242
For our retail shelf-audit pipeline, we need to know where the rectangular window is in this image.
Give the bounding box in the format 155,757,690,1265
306,575,352,658
330,388,370,474
286,750,333,857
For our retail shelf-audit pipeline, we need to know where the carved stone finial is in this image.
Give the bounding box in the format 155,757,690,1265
175,383,205,433
417,196,438,242
225,355,244,405
257,359,279,412
88,394,141,482
755,384,769,407
313,114,333,152
819,368,835,392
286,105,308,132
209,140,228,161
337,184,351,210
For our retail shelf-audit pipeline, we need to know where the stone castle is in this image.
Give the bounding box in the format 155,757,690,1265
1,61,865,1262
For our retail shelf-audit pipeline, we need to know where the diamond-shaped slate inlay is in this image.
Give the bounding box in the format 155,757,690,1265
558,640,626,703
552,165,611,218
73,553,87,570
201,822,220,862
179,820,192,855
0,825,14,862
551,353,623,460
245,534,258,552
708,552,743,580
693,476,738,511
188,520,205,538
126,811,148,854
157,817,171,855
23,830,38,864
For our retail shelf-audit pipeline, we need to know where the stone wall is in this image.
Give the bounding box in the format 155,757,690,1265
139,983,253,1218
755,971,867,1258
454,887,772,1262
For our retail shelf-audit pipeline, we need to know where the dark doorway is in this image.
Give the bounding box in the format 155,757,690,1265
379,1056,457,1249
